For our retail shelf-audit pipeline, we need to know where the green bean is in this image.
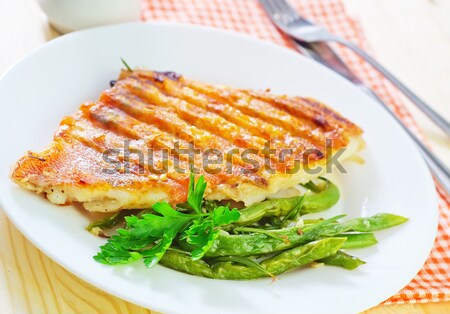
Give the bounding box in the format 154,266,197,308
340,213,408,232
302,218,324,225
235,179,340,226
86,211,126,231
307,213,407,238
318,250,365,270
234,197,301,227
179,213,406,257
161,250,214,277
160,238,346,280
86,208,159,232
259,238,345,276
179,227,298,257
203,200,222,213
179,215,344,257
210,256,275,278
301,178,340,215
280,196,305,224
338,233,378,249
301,180,323,193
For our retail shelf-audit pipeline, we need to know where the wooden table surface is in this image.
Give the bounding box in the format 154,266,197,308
0,0,449,313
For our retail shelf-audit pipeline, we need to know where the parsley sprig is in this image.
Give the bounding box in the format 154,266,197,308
182,204,240,260
120,57,132,71
94,174,240,267
187,173,207,214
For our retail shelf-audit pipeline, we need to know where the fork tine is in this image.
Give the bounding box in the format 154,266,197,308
274,0,300,22
259,0,284,25
264,0,291,25
261,0,299,25
258,0,279,20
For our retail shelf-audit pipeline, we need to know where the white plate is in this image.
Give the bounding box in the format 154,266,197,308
0,23,438,314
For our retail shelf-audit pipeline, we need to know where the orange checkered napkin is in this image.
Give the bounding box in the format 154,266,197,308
142,0,450,305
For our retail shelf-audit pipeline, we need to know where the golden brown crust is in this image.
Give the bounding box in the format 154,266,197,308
11,69,363,211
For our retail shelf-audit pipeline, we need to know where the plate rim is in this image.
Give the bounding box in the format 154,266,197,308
0,21,439,314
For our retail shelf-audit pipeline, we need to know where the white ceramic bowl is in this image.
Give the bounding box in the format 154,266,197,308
37,0,142,33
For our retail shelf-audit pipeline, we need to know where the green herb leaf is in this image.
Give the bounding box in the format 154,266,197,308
281,195,305,224
182,205,240,259
93,237,144,265
126,202,195,240
187,173,207,214
93,174,240,267
183,220,218,260
94,202,195,266
121,57,132,71
213,206,241,225
142,229,178,267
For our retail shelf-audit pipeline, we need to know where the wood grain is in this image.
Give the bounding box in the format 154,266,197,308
1,207,450,314
0,210,158,314
0,0,449,313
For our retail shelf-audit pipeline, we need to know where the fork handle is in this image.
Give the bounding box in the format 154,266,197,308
369,86,450,196
294,39,450,195
339,39,450,136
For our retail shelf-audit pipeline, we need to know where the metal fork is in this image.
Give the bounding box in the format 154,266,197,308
293,41,450,195
259,0,450,137
259,0,450,194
